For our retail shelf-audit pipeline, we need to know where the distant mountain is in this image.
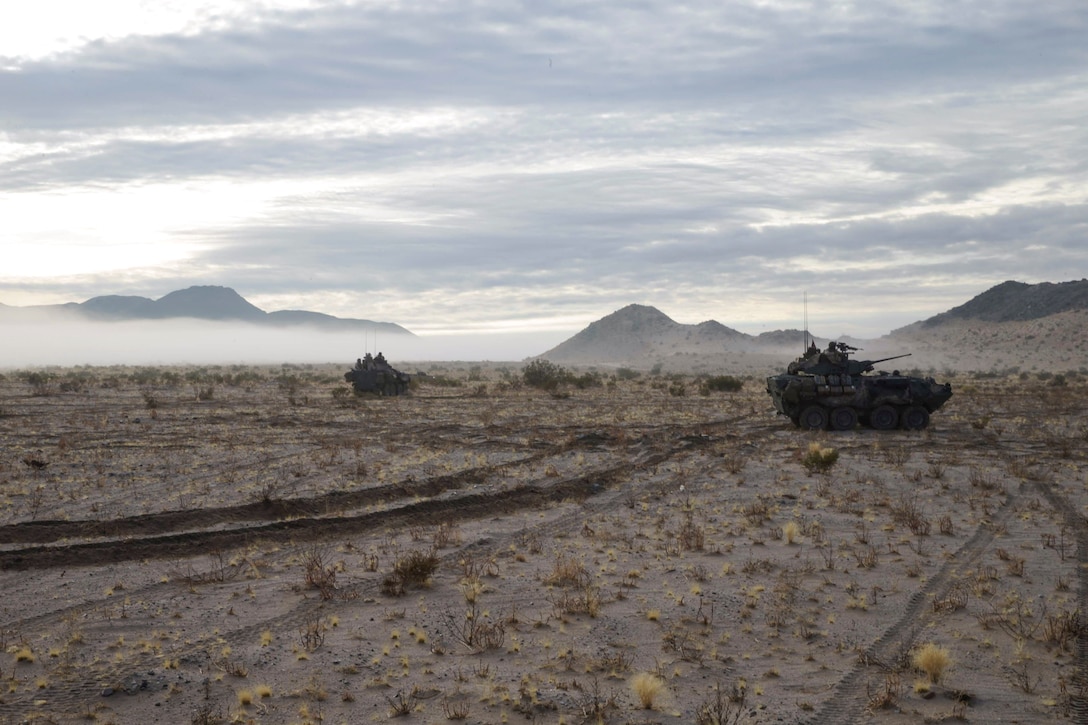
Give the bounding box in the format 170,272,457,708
80,295,158,319
540,303,816,364
877,279,1088,373
540,280,1088,373
908,279,1088,327
0,285,413,335
151,287,267,321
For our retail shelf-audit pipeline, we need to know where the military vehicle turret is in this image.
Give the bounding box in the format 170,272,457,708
344,352,411,396
766,341,952,430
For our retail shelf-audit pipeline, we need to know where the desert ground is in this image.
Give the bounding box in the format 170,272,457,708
0,361,1086,724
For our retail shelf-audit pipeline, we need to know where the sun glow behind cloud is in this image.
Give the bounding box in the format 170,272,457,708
0,0,326,62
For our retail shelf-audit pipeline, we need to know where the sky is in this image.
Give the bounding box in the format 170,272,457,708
2,0,1087,359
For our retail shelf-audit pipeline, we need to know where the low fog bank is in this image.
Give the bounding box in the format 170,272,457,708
0,320,573,368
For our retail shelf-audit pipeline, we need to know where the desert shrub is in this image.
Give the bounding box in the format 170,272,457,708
547,582,603,618
570,371,603,389
421,374,461,387
398,549,439,583
383,549,440,595
522,359,569,391
21,371,54,396
912,642,951,683
679,512,705,551
58,371,93,392
297,616,327,652
615,367,640,380
301,546,340,599
127,367,160,385
695,680,747,725
443,602,506,652
544,553,590,588
275,373,301,387
801,443,839,474
190,702,225,725
227,369,263,386
702,375,743,392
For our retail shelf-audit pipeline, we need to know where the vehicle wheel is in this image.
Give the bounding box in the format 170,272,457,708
901,405,930,430
789,415,801,428
829,406,858,431
869,405,899,431
798,405,828,430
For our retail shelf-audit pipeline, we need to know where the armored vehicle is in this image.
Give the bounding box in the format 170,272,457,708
344,352,411,396
766,341,952,430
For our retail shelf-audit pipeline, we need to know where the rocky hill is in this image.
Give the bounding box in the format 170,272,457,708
0,285,412,335
904,279,1088,326
543,304,751,363
541,280,1088,374
540,304,827,373
882,280,1088,373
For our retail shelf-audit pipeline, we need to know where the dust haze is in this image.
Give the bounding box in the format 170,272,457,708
0,318,570,368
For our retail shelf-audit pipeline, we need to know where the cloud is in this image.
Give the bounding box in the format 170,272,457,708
2,0,1087,351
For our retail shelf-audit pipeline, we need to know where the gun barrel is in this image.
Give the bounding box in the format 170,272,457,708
868,353,912,365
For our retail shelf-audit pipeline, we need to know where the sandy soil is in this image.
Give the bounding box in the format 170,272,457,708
0,362,1086,724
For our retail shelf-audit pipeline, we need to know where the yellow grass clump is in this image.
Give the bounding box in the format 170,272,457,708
801,443,839,474
630,672,665,709
912,642,952,683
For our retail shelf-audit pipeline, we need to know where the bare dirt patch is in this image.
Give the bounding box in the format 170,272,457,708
0,363,1086,723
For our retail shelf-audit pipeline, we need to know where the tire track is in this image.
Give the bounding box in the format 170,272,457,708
1024,477,1088,722
0,448,556,546
0,460,636,571
0,430,695,718
803,479,1022,725
0,414,780,719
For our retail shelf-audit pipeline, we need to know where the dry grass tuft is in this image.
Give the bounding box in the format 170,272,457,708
630,672,666,709
912,642,952,684
801,443,839,474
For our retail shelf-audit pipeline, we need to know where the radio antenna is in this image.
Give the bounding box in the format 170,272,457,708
803,291,809,354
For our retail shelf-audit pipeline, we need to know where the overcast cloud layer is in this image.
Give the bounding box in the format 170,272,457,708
2,0,1087,353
